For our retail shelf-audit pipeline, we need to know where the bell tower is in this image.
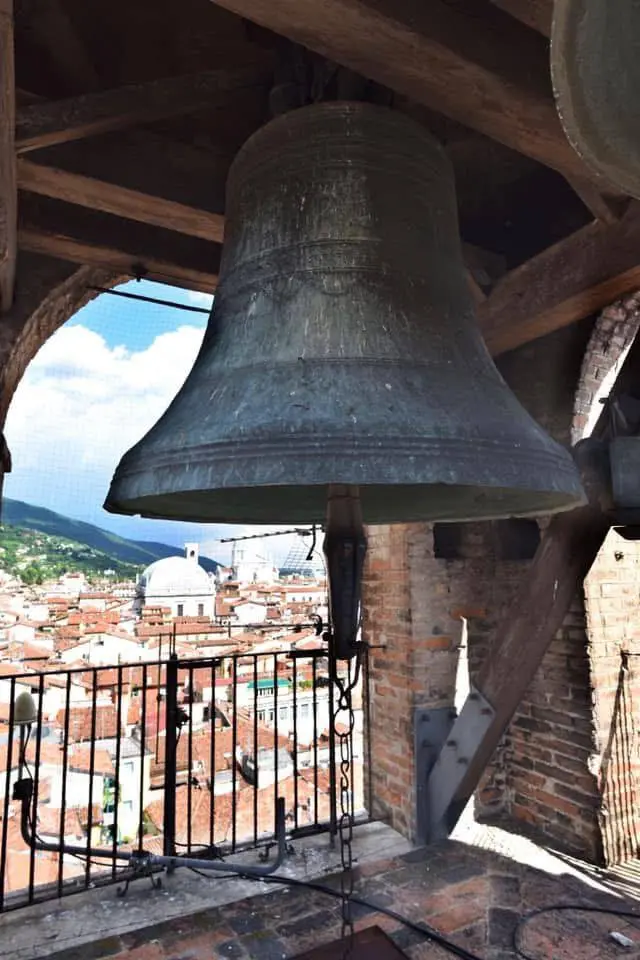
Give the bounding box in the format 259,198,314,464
184,542,199,564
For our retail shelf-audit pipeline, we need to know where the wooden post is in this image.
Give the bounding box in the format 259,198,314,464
0,0,16,312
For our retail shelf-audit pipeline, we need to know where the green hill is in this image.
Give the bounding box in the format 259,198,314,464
0,498,220,573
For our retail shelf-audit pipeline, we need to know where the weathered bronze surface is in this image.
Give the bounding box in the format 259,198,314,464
105,102,584,525
293,925,411,958
552,2,640,198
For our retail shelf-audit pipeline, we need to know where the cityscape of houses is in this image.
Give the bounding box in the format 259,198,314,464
0,539,365,903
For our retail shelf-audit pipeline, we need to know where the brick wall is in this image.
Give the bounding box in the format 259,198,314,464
495,320,603,859
363,317,618,858
584,532,640,863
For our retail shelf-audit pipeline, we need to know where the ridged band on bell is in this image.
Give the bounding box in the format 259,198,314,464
104,102,585,525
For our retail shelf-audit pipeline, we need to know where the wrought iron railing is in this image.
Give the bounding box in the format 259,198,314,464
0,648,370,912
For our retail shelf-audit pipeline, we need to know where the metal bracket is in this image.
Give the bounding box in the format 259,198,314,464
423,686,495,843
414,706,456,846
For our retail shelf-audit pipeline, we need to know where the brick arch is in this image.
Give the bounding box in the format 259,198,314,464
571,290,640,864
0,254,123,426
571,292,640,444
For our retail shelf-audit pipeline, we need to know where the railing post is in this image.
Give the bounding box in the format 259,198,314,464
328,655,338,844
163,655,179,861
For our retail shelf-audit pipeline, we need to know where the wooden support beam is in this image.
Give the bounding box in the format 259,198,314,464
433,333,640,839
207,0,602,185
18,0,102,94
489,0,552,36
15,152,640,359
17,159,225,243
439,504,611,835
15,64,270,153
479,201,640,356
566,176,629,226
17,198,219,293
0,0,16,311
18,228,216,293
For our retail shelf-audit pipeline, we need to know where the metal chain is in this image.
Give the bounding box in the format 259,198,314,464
332,652,362,958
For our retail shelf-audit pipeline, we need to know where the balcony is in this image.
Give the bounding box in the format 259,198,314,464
2,653,640,960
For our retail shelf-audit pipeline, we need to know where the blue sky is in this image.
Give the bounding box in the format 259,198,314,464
68,281,209,352
2,280,296,567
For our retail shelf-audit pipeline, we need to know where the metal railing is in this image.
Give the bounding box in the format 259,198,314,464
0,648,370,911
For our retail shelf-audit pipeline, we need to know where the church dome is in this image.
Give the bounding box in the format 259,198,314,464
139,556,212,599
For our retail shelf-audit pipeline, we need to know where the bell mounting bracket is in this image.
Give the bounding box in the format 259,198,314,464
323,485,367,660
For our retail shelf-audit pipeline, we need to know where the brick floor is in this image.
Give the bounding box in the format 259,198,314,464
41,839,640,960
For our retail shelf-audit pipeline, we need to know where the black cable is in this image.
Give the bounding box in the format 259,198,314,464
513,903,640,960
88,286,211,315
188,867,238,881
183,868,485,960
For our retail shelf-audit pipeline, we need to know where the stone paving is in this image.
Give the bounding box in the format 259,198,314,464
28,837,640,960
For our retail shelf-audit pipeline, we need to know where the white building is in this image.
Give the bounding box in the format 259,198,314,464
231,542,278,585
135,544,215,619
58,630,143,666
231,599,268,625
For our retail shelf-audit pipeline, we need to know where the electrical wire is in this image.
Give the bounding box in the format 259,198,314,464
184,868,485,960
513,903,640,960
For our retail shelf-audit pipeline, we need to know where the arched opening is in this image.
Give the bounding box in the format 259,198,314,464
573,293,640,865
2,276,217,573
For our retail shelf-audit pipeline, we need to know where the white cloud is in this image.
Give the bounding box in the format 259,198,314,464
2,322,310,565
4,323,206,527
185,290,214,309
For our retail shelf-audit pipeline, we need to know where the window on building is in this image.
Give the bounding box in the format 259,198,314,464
268,710,274,722
279,705,288,720
177,604,184,617
300,702,310,718
198,604,204,616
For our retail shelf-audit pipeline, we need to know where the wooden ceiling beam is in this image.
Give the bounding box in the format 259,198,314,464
17,159,225,244
18,227,217,293
17,151,640,356
17,197,219,293
480,200,640,355
0,0,16,312
15,63,270,153
489,0,552,36
206,0,602,185
15,153,496,304
17,0,102,94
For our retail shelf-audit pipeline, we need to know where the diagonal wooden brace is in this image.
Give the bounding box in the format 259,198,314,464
424,332,640,842
425,502,610,841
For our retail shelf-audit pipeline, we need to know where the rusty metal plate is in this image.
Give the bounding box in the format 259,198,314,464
552,2,640,198
293,925,411,958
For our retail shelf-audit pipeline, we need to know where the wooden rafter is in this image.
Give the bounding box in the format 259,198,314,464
206,0,604,187
19,0,101,94
18,227,216,293
0,0,16,312
489,0,552,36
16,149,640,357
11,155,499,315
479,201,640,356
15,64,270,153
17,159,225,244
17,198,219,293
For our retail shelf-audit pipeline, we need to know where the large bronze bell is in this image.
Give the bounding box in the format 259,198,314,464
104,103,584,526
552,2,640,199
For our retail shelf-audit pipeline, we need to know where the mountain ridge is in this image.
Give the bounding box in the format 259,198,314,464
0,498,220,573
